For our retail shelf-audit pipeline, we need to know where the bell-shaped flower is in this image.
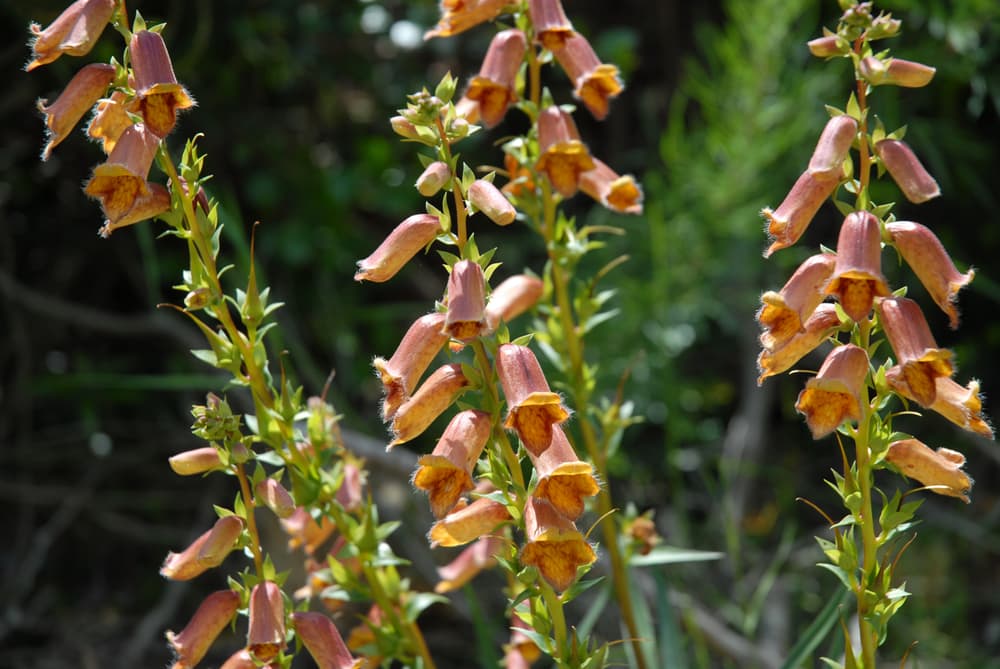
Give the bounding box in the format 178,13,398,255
468,178,516,225
37,62,115,160
762,170,842,257
485,274,544,331
374,312,449,421
160,515,244,580
875,139,940,204
88,90,132,154
795,344,869,439
248,581,286,663
416,161,451,197
429,497,512,547
166,589,240,669
413,409,491,518
465,29,525,128
535,106,595,197
528,0,574,50
425,0,508,39
887,221,974,329
876,297,954,407
129,30,195,138
528,426,599,520
496,343,570,456
26,0,115,71
551,33,623,120
579,159,643,214
354,213,441,283
758,304,840,384
886,439,972,502
292,612,361,669
824,211,891,322
520,497,596,592
168,446,223,476
435,534,503,593
98,182,171,237
758,253,836,351
390,363,470,447
860,56,936,88
84,123,160,224
445,260,488,341
889,374,994,439
807,115,857,180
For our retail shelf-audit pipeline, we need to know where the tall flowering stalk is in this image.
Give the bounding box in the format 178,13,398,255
758,2,992,666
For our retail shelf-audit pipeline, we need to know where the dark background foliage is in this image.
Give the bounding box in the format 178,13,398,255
2,1,999,667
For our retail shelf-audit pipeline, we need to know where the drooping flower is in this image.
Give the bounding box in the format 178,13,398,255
859,56,936,88
160,515,244,580
168,446,223,476
757,253,836,351
354,213,441,283
824,211,891,322
468,178,517,226
373,312,449,421
25,0,116,71
887,221,974,329
807,114,857,180
429,497,512,547
84,123,161,224
485,274,544,331
757,304,841,384
445,260,488,341
876,297,954,407
535,106,595,197
416,161,451,197
496,343,570,456
464,29,525,128
97,182,171,237
885,439,972,503
128,30,195,138
425,0,509,39
889,374,994,439
579,159,643,214
435,534,504,593
528,426,599,520
528,0,574,50
413,409,491,518
292,612,361,669
248,581,286,663
795,344,869,439
875,139,940,204
551,33,623,120
520,496,596,592
762,170,842,257
37,62,115,160
166,589,240,669
87,90,132,154
390,363,470,447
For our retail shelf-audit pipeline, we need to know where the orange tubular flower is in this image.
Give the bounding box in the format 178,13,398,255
758,253,837,351
429,497,512,547
25,0,115,71
166,589,240,669
84,123,160,224
824,211,891,322
859,56,936,88
445,260,488,341
374,312,449,421
98,182,171,237
529,426,599,520
485,274,544,331
354,213,441,283
425,0,509,39
218,650,259,669
520,497,596,593
875,139,940,204
579,158,643,214
757,304,840,384
496,343,570,456
390,363,470,447
528,0,573,51
435,534,503,593
551,33,623,120
794,344,869,439
887,221,974,329
88,90,132,154
807,114,857,179
886,439,972,503
160,515,244,580
129,30,195,138
413,409,492,518
535,106,595,198
468,178,517,226
465,29,525,128
876,297,954,407
889,374,994,439
762,170,842,257
248,581,286,663
292,612,361,669
37,62,115,160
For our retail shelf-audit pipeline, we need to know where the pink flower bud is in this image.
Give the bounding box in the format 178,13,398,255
886,439,972,503
414,409,491,518
485,274,544,331
248,581,286,662
26,0,115,71
428,497,512,547
374,312,449,421
87,90,132,154
425,0,508,39
168,446,223,476
824,211,890,322
496,343,570,456
445,260,487,341
468,179,517,225
256,478,296,519
390,363,470,447
416,160,451,197
520,496,596,592
860,56,936,88
336,462,364,513
84,123,160,223
389,115,419,139
757,304,841,384
535,106,595,197
551,33,623,120
876,297,954,407
758,253,837,351
37,62,115,160
875,139,940,204
887,221,974,329
166,590,240,668
807,34,845,59
160,515,244,580
465,29,525,128
807,115,857,179
579,159,643,214
528,426,599,520
354,213,441,282
435,535,503,593
794,344,869,439
762,170,842,257
129,30,196,137
292,612,359,669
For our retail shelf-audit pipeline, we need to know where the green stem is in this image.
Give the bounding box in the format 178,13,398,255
540,581,568,662
234,463,264,576
853,319,878,668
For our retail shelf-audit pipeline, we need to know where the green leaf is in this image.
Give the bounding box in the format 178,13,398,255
780,587,852,669
629,545,724,567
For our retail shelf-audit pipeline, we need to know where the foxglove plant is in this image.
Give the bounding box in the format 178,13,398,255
757,2,992,666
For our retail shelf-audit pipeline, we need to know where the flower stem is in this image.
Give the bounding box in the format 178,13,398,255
234,463,264,576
